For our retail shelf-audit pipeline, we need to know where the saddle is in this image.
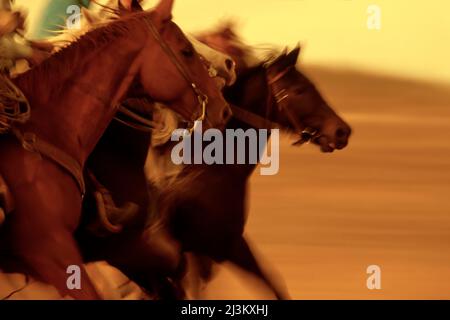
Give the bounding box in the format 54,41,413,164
0,174,14,226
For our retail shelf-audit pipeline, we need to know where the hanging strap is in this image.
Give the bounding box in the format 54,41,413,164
12,129,86,197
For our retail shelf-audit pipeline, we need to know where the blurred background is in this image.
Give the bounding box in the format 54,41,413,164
12,0,450,299
16,0,450,84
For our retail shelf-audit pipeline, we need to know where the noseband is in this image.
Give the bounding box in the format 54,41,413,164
266,65,320,145
144,18,210,123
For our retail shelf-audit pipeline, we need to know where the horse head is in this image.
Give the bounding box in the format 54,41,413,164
49,0,233,130
265,47,352,152
195,20,260,74
111,1,237,89
199,23,351,152
186,34,236,88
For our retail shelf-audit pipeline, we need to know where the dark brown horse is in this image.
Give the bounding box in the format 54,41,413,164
0,0,231,299
73,42,351,299
153,46,351,299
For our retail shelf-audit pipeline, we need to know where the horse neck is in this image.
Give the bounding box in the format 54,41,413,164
13,22,147,166
223,66,274,176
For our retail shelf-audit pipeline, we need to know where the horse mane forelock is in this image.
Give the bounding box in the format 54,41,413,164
198,20,284,68
14,10,154,100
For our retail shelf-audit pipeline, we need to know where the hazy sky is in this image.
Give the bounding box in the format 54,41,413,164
15,0,450,84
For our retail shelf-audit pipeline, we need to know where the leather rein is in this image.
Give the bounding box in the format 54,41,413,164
11,16,210,198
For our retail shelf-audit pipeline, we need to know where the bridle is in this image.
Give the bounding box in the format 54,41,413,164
115,17,210,133
230,63,320,146
267,65,321,145
10,15,212,198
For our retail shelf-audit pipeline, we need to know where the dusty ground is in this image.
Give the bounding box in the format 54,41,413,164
204,67,450,299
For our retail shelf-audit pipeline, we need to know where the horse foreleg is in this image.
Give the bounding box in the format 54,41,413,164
226,236,291,300
99,223,185,299
15,230,101,299
10,206,100,299
182,253,215,299
1,153,101,300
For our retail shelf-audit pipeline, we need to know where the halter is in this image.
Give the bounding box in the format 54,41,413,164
267,65,320,145
10,15,212,198
231,63,319,146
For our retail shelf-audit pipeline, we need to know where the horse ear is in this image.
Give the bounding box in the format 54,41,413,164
118,0,130,15
218,20,238,40
285,45,301,66
154,0,174,22
130,0,144,11
269,46,300,70
118,0,143,14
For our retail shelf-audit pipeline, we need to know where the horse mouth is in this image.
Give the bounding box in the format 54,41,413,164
313,136,342,153
312,136,337,153
292,129,336,153
292,128,320,147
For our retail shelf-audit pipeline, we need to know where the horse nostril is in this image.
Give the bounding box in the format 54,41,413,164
225,58,234,71
336,128,348,139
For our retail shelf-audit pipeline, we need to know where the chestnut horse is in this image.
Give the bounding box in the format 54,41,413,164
70,2,237,299
0,0,231,299
152,46,352,299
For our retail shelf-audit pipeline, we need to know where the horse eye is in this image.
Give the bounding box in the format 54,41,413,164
181,48,194,58
295,87,308,95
